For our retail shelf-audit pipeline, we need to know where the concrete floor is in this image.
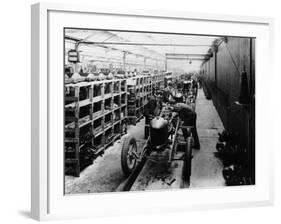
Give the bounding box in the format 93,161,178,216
65,88,225,194
65,119,146,194
191,89,225,188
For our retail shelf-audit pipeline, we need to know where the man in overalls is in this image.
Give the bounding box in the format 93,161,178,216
173,102,200,150
144,91,163,139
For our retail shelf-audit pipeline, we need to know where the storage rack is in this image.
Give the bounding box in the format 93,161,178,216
127,73,165,125
64,79,127,177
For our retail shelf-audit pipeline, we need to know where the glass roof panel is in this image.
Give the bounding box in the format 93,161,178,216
65,29,220,72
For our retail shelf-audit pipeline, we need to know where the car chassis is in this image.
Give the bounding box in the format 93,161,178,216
120,103,194,191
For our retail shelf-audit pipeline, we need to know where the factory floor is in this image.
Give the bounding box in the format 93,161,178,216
191,88,225,188
65,88,225,194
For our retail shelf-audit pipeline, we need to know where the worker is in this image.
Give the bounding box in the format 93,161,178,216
165,80,173,92
191,76,198,97
172,102,200,150
176,79,183,90
197,76,202,89
164,81,176,102
144,92,162,138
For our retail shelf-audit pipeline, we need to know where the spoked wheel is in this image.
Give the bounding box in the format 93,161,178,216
121,135,138,177
182,136,192,187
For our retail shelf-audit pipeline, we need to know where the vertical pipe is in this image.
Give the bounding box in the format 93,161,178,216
249,38,255,183
74,86,80,177
165,54,167,71
215,49,217,86
123,52,126,72
74,42,80,73
249,38,253,96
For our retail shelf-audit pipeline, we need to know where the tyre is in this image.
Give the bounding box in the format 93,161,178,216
121,135,138,177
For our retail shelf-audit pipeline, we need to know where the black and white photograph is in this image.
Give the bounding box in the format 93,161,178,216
64,29,255,194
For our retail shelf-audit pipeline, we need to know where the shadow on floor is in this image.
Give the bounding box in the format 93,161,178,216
18,210,32,219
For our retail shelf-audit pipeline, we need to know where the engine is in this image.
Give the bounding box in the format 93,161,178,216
174,92,184,103
183,80,191,91
150,116,169,148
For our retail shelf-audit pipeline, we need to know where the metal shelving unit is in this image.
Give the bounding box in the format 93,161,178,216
127,73,165,125
64,79,128,177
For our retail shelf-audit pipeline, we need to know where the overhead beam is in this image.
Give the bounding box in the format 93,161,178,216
65,36,165,62
166,57,206,61
81,42,211,47
65,36,80,42
165,53,210,57
105,30,164,60
65,36,210,47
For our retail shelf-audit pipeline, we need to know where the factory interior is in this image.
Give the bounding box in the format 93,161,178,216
64,29,255,194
